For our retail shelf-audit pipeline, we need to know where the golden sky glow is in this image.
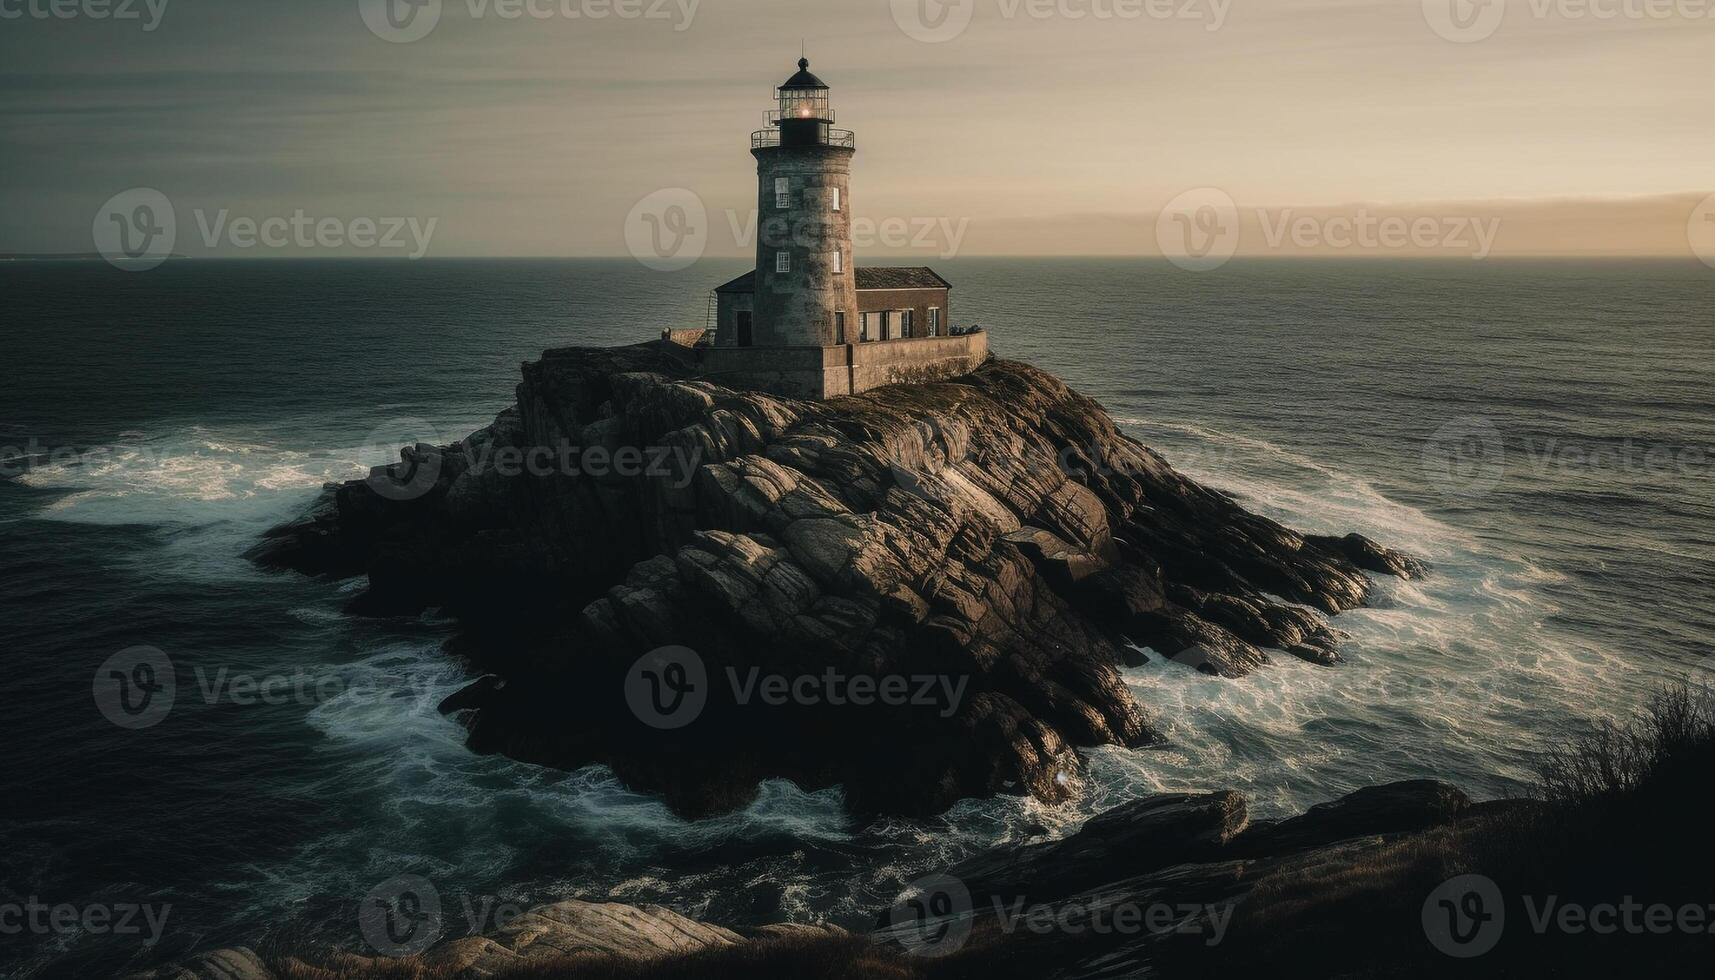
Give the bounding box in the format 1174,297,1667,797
3,0,1713,257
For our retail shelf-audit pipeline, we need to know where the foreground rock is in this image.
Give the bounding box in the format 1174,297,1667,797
132,780,1483,980
870,779,1484,979
251,343,1419,817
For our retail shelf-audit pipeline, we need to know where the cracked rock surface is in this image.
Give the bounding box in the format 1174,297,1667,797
252,343,1420,818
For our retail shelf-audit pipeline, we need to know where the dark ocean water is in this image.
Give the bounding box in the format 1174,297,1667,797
3,257,1712,977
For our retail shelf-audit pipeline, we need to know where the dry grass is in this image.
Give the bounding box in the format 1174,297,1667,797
1182,684,1715,978
1537,684,1715,806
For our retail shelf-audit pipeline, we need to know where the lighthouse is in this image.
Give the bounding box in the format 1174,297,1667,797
747,58,858,347
695,57,982,399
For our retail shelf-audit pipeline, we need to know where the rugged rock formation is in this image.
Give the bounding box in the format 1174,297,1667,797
870,779,1485,979
252,343,1419,817
130,780,1487,980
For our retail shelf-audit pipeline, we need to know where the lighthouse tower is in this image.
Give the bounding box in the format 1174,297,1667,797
749,58,857,347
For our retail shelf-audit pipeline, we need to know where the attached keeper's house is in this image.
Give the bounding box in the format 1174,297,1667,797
663,58,987,401
712,266,952,346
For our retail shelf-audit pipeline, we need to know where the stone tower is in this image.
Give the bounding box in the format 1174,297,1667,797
750,58,857,347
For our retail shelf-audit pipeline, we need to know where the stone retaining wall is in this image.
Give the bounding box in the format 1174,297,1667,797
691,331,988,399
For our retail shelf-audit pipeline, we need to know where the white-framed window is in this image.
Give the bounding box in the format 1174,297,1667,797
775,250,790,273
833,250,843,273
928,307,940,336
775,177,790,209
832,187,841,211
901,309,913,336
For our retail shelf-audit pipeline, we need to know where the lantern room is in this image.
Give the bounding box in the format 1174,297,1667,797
754,58,854,149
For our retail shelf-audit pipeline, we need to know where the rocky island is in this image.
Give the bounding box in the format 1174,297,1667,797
152,344,1708,979
251,342,1421,819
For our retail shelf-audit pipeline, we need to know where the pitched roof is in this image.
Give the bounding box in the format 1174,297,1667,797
854,266,952,290
714,267,950,293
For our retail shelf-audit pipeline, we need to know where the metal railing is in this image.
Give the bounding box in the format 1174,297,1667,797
750,128,855,149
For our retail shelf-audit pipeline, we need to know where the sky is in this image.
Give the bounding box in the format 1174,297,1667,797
2,0,1713,258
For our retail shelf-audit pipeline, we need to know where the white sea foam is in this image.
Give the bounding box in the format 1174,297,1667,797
1083,415,1649,819
27,409,1669,939
16,418,489,529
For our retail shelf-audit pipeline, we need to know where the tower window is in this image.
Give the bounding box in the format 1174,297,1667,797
775,177,790,209
833,250,843,273
832,187,841,211
775,251,790,273
835,311,846,344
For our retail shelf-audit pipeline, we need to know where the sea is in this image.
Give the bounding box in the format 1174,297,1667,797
3,257,1712,977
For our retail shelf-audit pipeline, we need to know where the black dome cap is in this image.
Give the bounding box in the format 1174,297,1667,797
780,57,828,90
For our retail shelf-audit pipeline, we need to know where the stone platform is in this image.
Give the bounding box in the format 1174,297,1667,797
659,329,988,400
